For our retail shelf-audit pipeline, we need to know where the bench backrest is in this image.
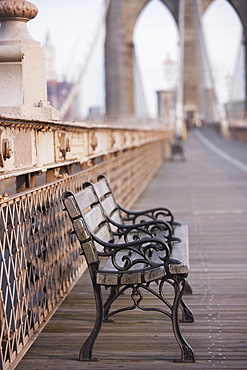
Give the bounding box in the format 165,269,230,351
91,175,123,227
62,186,114,265
63,185,173,275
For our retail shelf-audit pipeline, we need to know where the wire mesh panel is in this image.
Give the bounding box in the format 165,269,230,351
0,177,87,370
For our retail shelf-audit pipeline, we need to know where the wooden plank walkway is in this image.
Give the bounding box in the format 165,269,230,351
15,128,247,370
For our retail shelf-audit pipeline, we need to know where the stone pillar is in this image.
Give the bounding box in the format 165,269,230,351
0,0,59,120
183,0,200,123
105,0,134,120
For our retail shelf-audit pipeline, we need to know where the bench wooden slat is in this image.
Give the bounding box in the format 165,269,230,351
101,195,119,219
169,225,189,274
98,250,151,285
94,224,113,252
94,178,110,198
75,187,98,211
63,195,81,219
109,209,122,225
84,205,107,233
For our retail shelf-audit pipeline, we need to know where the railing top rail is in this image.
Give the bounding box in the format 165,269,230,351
0,115,170,132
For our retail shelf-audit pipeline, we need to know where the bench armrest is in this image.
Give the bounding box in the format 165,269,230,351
107,217,175,242
118,204,179,227
92,234,177,272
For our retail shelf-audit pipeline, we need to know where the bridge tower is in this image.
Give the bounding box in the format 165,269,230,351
105,0,247,122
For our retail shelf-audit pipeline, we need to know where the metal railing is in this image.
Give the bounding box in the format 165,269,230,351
0,135,170,370
0,176,85,370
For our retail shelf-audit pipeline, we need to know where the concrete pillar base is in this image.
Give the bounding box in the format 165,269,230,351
0,1,60,122
0,105,60,121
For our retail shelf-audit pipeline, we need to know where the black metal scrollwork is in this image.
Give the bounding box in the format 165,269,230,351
93,234,171,272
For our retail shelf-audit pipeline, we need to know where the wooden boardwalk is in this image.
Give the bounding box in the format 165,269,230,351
15,128,247,370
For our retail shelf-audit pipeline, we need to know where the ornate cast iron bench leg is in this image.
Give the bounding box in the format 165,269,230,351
79,272,103,361
166,279,194,323
184,282,193,295
103,286,119,321
180,282,194,323
101,279,195,362
180,297,194,323
172,276,195,363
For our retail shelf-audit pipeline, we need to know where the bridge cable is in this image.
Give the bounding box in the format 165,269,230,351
196,0,229,135
133,49,149,119
195,0,219,123
60,0,112,120
175,0,185,135
228,32,246,123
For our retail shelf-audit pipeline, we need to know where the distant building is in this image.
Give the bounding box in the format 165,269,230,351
43,32,57,81
157,90,176,126
86,107,103,122
47,80,80,121
225,100,246,124
43,33,81,121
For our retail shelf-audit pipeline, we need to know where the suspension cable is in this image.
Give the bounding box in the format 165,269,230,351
60,0,112,120
133,49,149,119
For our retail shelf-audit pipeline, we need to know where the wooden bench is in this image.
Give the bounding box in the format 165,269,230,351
62,185,195,363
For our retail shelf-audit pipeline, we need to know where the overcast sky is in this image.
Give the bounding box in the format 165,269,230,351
28,0,243,118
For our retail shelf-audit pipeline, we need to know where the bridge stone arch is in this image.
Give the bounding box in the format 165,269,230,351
105,0,179,120
105,0,247,120
204,0,247,35
121,0,178,39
